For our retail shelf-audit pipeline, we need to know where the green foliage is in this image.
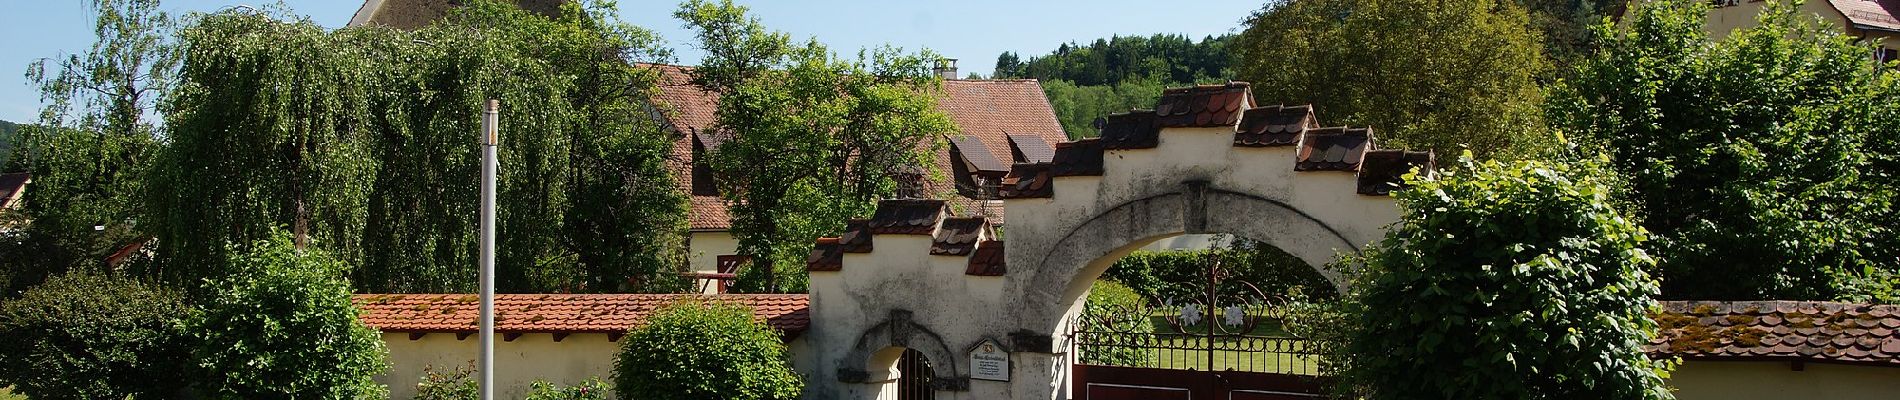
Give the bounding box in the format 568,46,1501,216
1234,0,1553,159
612,300,802,400
1039,79,1166,139
1339,155,1670,399
4,0,172,295
677,0,955,293
525,378,612,400
414,364,478,400
1080,280,1152,366
1102,239,1335,304
994,34,1229,139
150,0,687,293
189,233,388,399
0,119,17,169
992,34,1231,86
1552,0,1900,301
0,271,191,400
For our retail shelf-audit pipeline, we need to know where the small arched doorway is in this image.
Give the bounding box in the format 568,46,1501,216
896,348,936,400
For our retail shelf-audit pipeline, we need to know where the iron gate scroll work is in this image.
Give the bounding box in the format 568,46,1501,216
1070,255,1327,400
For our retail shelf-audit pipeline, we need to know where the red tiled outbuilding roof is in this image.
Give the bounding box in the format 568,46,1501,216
1650,300,1900,366
1828,0,1900,32
642,64,1063,229
0,173,28,210
353,293,811,337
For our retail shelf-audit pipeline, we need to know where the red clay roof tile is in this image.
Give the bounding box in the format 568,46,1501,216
1154,82,1252,128
353,293,811,336
965,240,1007,276
1296,127,1374,172
1649,300,1900,366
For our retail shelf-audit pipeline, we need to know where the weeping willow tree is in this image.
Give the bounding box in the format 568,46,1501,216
150,0,687,294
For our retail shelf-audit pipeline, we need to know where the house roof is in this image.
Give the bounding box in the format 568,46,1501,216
352,293,811,337
0,173,27,209
1828,0,1900,32
1650,300,1900,366
643,64,1064,230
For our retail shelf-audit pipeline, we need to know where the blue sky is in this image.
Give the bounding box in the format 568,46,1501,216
0,0,1262,123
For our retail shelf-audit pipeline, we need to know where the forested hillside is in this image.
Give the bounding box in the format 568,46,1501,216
0,119,16,169
991,34,1232,138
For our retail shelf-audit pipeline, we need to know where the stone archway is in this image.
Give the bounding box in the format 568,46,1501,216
801,82,1434,400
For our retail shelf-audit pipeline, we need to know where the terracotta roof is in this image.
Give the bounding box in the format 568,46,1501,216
930,217,987,256
937,80,1069,165
641,65,1061,230
1296,127,1375,171
1050,139,1106,177
866,199,947,235
999,163,1055,199
352,293,811,336
1650,300,1900,366
806,238,843,272
948,135,1009,173
1829,0,1900,32
1236,105,1314,147
837,219,874,253
1356,150,1435,196
1154,82,1253,128
0,173,27,209
1097,110,1162,150
1007,133,1057,163
965,240,1007,276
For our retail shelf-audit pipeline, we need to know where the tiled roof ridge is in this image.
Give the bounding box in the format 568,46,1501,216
1649,300,1900,366
806,199,1006,277
351,293,812,337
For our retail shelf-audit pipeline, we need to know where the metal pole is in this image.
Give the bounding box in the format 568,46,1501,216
478,99,499,400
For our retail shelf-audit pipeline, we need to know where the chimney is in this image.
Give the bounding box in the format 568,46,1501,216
934,58,959,80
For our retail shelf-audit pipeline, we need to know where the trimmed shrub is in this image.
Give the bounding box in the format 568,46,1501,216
1078,280,1153,366
526,378,611,400
189,234,389,399
613,300,801,400
0,271,192,399
1338,155,1670,399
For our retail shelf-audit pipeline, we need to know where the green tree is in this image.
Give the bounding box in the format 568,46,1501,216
677,0,954,293
0,271,192,400
150,1,686,293
1234,0,1553,159
5,0,172,293
189,233,388,399
612,301,802,400
1338,155,1670,399
1551,0,1900,301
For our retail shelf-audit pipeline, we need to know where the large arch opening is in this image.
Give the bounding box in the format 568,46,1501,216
1016,187,1365,337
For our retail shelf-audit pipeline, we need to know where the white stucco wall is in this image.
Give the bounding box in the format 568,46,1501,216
1667,361,1900,400
377,332,815,399
689,231,742,294
804,122,1401,400
378,332,621,399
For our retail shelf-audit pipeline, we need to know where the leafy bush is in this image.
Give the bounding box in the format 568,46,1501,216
1554,0,1900,301
0,271,192,399
415,364,477,400
1078,280,1153,366
189,234,389,399
526,378,612,400
613,300,801,400
1338,155,1671,399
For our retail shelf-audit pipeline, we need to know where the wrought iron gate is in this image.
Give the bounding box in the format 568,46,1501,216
897,348,936,400
1070,255,1328,399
